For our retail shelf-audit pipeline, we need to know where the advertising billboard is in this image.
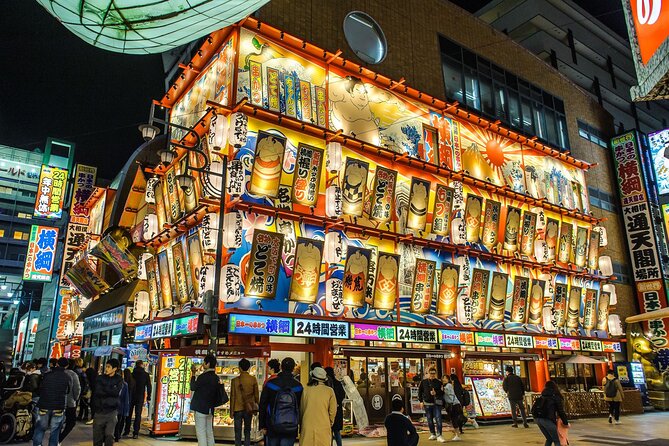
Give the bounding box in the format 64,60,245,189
34,165,68,219
23,225,59,282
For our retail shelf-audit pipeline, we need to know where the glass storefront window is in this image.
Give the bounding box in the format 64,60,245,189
464,68,480,110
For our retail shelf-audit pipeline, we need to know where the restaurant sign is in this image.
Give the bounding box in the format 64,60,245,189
151,320,174,339
293,319,348,339
34,165,68,219
228,313,293,336
558,338,581,351
350,323,396,341
580,339,603,352
475,332,505,347
172,314,200,336
439,330,475,345
134,324,153,341
534,337,559,350
397,327,438,344
505,334,534,348
602,341,622,353
23,225,59,282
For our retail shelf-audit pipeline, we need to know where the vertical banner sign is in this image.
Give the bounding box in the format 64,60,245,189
157,250,174,309
300,80,313,122
314,86,327,127
154,181,167,230
249,131,287,197
503,207,521,252
164,167,181,223
23,225,59,282
288,238,324,303
488,272,508,321
583,288,598,330
59,223,89,287
284,72,298,118
267,68,280,112
557,222,573,264
34,165,68,219
369,167,397,223
587,230,601,270
291,144,323,207
146,257,161,311
249,60,263,106
171,242,190,304
373,253,400,310
364,246,378,306
545,218,560,261
520,212,537,257
245,230,284,299
527,280,545,324
275,185,297,274
341,158,369,217
574,226,589,268
597,292,611,331
411,259,436,314
566,286,582,329
510,276,530,323
342,247,372,307
186,233,204,305
70,164,97,224
407,178,431,231
553,283,568,328
470,268,490,321
611,131,669,355
432,185,454,236
481,200,501,250
464,195,483,243
436,263,460,316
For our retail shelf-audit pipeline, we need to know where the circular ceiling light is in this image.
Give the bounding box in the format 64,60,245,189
343,11,387,65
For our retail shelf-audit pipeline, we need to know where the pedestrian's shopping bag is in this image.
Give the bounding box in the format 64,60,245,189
557,419,569,446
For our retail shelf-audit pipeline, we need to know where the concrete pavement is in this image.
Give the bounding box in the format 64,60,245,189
23,412,669,445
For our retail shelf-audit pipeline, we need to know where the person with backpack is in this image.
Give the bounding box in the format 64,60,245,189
531,381,568,446
259,357,303,446
442,374,463,441
324,367,346,446
503,365,528,428
299,367,336,446
264,359,281,385
32,358,70,446
126,360,151,438
190,354,224,446
602,369,624,425
385,397,419,446
449,374,479,431
418,368,445,442
230,358,259,446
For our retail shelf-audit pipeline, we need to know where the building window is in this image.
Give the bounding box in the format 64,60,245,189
0,229,4,237
13,231,23,240
613,262,631,285
577,121,608,148
439,35,570,151
588,187,618,212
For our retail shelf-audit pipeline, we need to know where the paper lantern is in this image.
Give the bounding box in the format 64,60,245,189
203,160,224,198
608,314,624,336
132,291,150,322
145,177,159,204
457,293,473,324
539,273,554,298
542,306,556,331
220,264,241,303
142,213,158,241
326,141,342,173
208,112,229,151
603,284,617,306
136,252,153,280
454,255,471,285
599,256,613,276
228,113,248,148
593,225,608,247
324,232,343,264
326,185,343,218
201,212,219,251
534,239,549,263
222,210,242,249
451,217,467,245
198,265,215,299
326,278,344,314
226,159,245,195
532,207,546,231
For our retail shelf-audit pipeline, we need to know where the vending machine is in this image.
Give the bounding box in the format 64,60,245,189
614,361,649,406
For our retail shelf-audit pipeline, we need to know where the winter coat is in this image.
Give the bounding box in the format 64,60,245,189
118,381,130,417
131,366,151,403
259,371,303,434
85,368,97,393
190,369,220,415
230,371,259,414
64,369,81,408
328,378,346,432
443,382,459,405
22,371,41,397
92,373,124,414
37,368,70,410
602,376,625,402
75,367,89,395
537,387,568,425
418,378,444,405
299,383,337,446
503,373,525,400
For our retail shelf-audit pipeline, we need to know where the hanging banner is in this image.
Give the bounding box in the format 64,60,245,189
59,223,89,288
249,131,287,197
186,233,204,306
249,60,263,106
583,288,598,330
245,230,284,299
171,241,190,304
503,207,521,252
372,252,400,310
553,283,568,328
545,218,560,261
587,230,601,270
70,164,97,225
23,225,59,282
574,226,589,268
299,80,313,122
34,165,68,219
179,159,198,214
288,238,324,303
275,185,297,274
411,259,437,314
432,184,454,236
470,268,490,321
510,276,530,323
364,246,379,306
520,212,537,257
146,257,161,311
267,67,280,112
65,256,110,298
291,143,323,207
527,280,546,325
597,291,611,331
90,233,139,280
464,194,483,243
227,159,245,195
436,262,459,316
341,158,369,217
407,178,431,231
157,250,174,308
566,286,582,329
369,167,397,223
557,222,573,264
488,272,508,321
481,199,501,250
342,246,372,307
164,167,181,223
154,181,167,230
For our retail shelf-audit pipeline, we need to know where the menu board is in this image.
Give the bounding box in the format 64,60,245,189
471,377,512,416
156,355,191,425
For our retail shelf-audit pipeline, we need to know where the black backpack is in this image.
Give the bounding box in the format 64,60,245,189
266,381,300,435
531,396,547,419
214,380,229,407
605,378,618,398
461,389,471,407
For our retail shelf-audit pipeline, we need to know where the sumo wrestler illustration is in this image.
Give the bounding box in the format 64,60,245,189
342,160,369,216
342,248,370,307
488,273,508,321
407,179,430,230
373,254,400,310
437,264,460,316
503,207,521,252
289,240,323,303
249,131,287,197
465,195,482,243
527,281,544,324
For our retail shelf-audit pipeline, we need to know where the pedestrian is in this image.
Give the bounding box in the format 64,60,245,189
418,367,445,442
450,374,478,430
0,361,6,390
531,380,568,446
265,359,280,385
48,358,57,370
503,365,528,428
602,369,624,425
442,374,463,441
36,358,49,375
385,397,418,446
22,362,41,400
324,367,345,446
59,357,82,443
32,356,70,446
259,357,303,446
230,358,259,446
84,364,98,424
299,367,336,446
126,359,151,438
92,358,124,446
74,358,90,421
190,354,222,446
115,369,133,441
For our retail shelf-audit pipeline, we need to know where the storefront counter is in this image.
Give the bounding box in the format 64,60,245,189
526,389,643,418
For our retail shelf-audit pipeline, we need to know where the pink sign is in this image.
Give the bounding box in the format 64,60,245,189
350,323,396,341
558,338,580,351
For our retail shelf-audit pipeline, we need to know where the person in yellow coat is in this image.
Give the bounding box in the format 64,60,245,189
299,367,337,446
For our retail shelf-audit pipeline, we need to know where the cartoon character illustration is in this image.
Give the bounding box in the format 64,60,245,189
289,241,323,303
374,254,399,310
465,196,482,243
249,132,287,197
343,249,370,307
407,179,430,230
437,265,459,316
629,324,669,391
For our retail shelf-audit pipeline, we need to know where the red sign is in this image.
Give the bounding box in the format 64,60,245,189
630,0,669,64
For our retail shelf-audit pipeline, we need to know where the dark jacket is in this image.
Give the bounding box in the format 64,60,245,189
503,373,525,401
23,372,41,397
75,367,89,395
118,381,130,417
385,412,419,446
328,378,346,432
537,388,568,425
259,371,303,434
190,369,221,415
37,368,70,410
85,368,97,393
131,366,151,403
418,378,444,405
92,373,124,414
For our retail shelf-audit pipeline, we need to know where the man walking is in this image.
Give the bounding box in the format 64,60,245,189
190,354,222,446
230,358,259,446
126,359,151,438
259,358,303,446
418,368,445,442
92,359,124,446
503,365,528,428
59,358,81,443
32,358,70,446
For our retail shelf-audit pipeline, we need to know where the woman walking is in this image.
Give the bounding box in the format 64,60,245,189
325,367,346,446
449,374,478,431
602,369,624,425
531,380,569,446
299,367,337,446
442,374,463,441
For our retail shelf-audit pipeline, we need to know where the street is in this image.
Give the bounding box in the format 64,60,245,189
23,412,669,445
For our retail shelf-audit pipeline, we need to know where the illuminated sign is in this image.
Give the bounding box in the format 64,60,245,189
293,319,348,339
475,332,505,347
534,337,558,350
70,164,97,224
23,225,59,282
172,315,200,336
397,327,438,344
505,334,534,349
83,306,124,333
603,341,622,353
134,325,153,341
627,0,669,65
350,323,396,341
558,338,581,351
228,314,292,336
439,330,475,345
151,320,174,339
34,165,68,219
580,339,603,352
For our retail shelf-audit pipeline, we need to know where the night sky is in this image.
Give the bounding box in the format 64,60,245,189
0,1,626,182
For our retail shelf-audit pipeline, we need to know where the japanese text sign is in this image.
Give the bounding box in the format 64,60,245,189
134,324,153,341
475,332,505,347
397,327,438,344
34,165,68,219
350,323,396,341
580,339,603,352
602,341,622,353
151,320,174,339
172,315,200,336
611,132,647,206
558,338,580,351
228,314,293,336
70,164,97,224
293,319,349,339
23,225,59,282
534,337,559,349
505,334,534,348
439,329,475,345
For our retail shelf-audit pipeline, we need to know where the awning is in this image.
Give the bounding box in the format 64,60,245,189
77,279,144,321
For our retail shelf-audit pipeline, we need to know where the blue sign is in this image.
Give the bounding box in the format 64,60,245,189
228,314,293,336
134,324,152,341
293,319,348,339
